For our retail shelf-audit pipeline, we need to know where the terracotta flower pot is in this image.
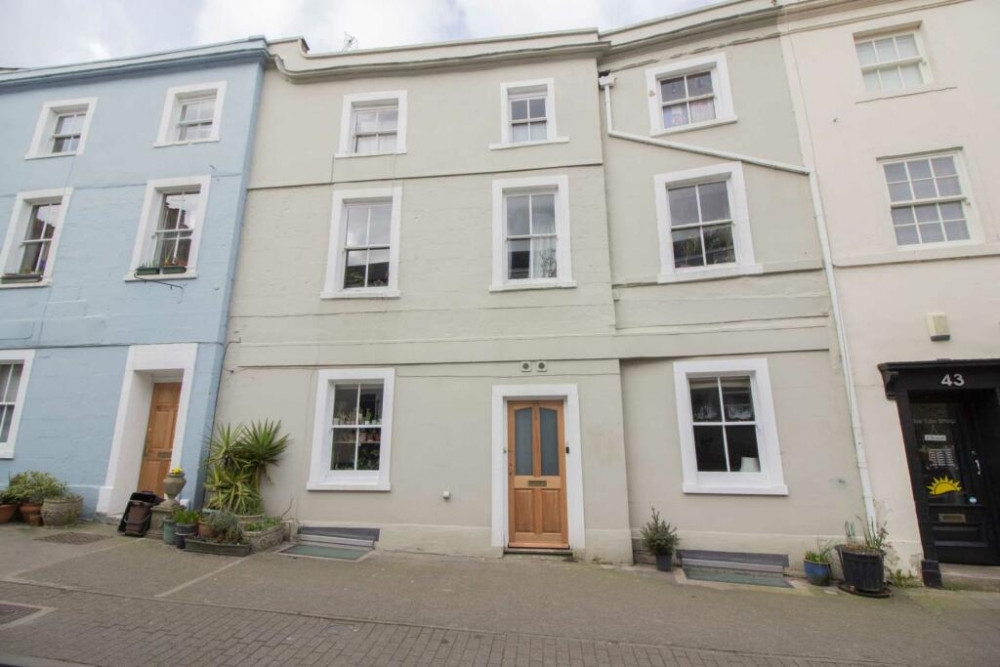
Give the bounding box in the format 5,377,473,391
20,502,43,526
0,504,16,524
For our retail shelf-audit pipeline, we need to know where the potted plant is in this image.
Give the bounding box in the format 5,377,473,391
0,488,17,524
1,268,44,284
135,261,161,277
7,471,67,527
41,493,84,527
197,509,218,538
640,507,680,572
162,514,176,546
803,545,833,586
184,511,251,557
203,420,289,524
173,509,201,549
242,516,285,552
837,519,889,595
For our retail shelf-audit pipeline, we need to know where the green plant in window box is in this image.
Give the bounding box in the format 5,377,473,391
1,268,44,284
135,261,161,276
640,507,680,572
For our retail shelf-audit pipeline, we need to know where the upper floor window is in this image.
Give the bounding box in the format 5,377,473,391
673,358,787,495
323,187,401,299
0,188,72,287
645,54,735,135
155,82,226,146
128,177,209,278
855,30,926,95
491,175,574,291
881,152,971,247
0,350,35,459
25,98,96,159
654,163,758,283
337,91,407,157
492,79,566,149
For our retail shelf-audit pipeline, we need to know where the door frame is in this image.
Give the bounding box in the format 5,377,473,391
879,359,1000,584
97,344,197,514
491,384,585,550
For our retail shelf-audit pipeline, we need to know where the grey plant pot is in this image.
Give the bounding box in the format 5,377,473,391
655,553,674,571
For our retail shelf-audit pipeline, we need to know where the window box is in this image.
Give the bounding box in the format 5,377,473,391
1,273,43,285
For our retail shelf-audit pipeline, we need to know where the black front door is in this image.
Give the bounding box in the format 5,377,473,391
909,395,1000,565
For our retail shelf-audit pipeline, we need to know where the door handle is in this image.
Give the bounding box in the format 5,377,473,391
974,459,982,476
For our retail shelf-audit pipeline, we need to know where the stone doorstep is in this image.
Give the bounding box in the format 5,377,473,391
940,563,1000,592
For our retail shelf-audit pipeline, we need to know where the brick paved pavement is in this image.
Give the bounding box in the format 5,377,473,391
0,581,886,667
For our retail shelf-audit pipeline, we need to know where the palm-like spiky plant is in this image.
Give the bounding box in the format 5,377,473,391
202,420,289,515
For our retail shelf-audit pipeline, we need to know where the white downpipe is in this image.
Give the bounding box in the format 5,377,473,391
598,75,877,525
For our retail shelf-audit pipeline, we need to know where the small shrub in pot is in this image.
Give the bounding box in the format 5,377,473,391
7,471,67,526
640,507,680,572
837,519,889,595
803,546,833,586
173,509,201,549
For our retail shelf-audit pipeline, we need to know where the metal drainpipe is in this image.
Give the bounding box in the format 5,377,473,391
598,73,878,527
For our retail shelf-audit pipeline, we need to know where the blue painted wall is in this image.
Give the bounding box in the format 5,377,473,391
0,42,267,511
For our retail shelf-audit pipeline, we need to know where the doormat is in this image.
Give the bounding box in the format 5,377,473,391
684,566,792,588
0,602,45,628
280,544,369,561
35,532,111,545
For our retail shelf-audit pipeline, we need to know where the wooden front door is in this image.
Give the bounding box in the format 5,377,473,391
137,383,181,497
507,400,568,548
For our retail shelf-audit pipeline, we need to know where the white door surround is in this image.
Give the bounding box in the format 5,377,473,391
491,384,585,550
96,343,197,514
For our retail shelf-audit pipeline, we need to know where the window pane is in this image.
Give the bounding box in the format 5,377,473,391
366,248,390,287
354,134,378,154
179,124,211,142
900,63,922,87
3,364,22,403
511,124,530,143
331,429,357,470
357,440,380,470
506,196,530,236
689,378,721,422
888,182,912,203
529,121,547,141
943,220,969,241
531,237,557,279
936,177,961,197
874,38,897,62
531,194,555,234
344,250,367,288
894,225,920,246
507,239,530,279
354,110,378,133
883,162,907,183
911,179,937,200
698,182,730,222
931,156,957,177
667,186,699,225
703,224,735,265
891,207,914,226
863,71,880,94
540,407,559,476
914,204,939,223
693,425,727,471
663,103,689,129
369,204,391,245
896,34,919,58
0,405,12,444
688,98,716,123
378,134,397,153
511,99,528,121
721,377,754,421
672,228,704,268
528,97,546,119
725,425,760,472
333,385,359,424
660,77,686,103
918,223,944,243
514,408,533,475
345,206,368,246
939,202,964,221
907,160,932,180
378,108,398,131
359,385,384,423
687,72,713,96
855,41,877,67
880,67,902,91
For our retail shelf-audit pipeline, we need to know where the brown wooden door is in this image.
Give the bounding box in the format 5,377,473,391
507,400,568,548
137,383,181,497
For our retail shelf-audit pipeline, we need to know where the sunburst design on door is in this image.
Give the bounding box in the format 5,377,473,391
927,476,962,496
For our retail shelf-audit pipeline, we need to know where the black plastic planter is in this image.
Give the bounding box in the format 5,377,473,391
837,545,885,593
174,523,198,549
655,553,673,571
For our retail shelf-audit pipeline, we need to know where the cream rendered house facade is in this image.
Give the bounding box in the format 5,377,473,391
212,0,971,567
780,0,1000,583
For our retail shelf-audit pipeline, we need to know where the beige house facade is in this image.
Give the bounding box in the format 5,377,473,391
215,0,993,577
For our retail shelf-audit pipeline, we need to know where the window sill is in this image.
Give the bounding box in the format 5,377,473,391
857,83,955,104
658,264,762,284
334,150,407,160
489,137,569,151
307,481,391,492
0,452,12,460
835,241,999,268
489,279,576,293
0,279,51,290
25,151,78,160
651,116,738,137
154,137,220,148
321,289,400,300
682,482,788,496
124,270,199,282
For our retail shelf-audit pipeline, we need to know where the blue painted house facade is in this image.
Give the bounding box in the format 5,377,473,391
0,40,268,515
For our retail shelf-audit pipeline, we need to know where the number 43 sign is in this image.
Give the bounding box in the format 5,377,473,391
940,373,965,387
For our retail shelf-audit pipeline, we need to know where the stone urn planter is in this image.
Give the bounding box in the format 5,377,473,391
162,470,186,502
41,496,83,527
19,502,43,527
245,523,284,552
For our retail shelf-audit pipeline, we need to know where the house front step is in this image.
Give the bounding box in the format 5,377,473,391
503,547,574,559
940,563,1000,592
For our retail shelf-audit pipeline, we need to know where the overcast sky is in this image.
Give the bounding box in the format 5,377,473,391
0,0,720,69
